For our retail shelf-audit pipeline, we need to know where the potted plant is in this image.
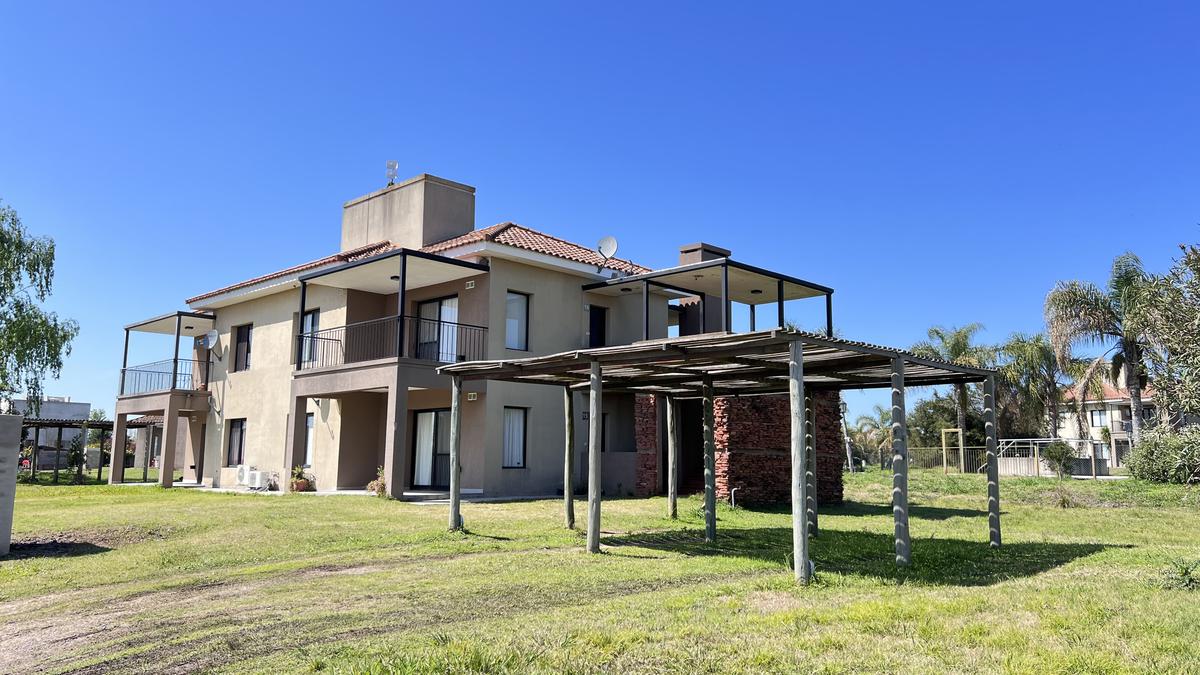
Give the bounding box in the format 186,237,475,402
366,465,388,498
290,465,313,492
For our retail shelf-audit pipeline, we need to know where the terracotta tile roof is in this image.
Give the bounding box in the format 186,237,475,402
1063,382,1154,402
421,222,651,274
185,223,648,306
186,241,396,305
129,415,163,426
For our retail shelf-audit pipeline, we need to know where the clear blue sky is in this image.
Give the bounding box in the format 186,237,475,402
2,2,1197,420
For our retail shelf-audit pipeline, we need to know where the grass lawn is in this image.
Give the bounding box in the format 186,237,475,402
18,467,166,486
2,471,1198,673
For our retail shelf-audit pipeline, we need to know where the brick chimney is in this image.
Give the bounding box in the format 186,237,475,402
678,242,731,265
340,173,475,252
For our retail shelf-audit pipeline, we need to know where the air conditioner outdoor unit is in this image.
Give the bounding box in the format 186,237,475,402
247,470,268,490
236,464,250,485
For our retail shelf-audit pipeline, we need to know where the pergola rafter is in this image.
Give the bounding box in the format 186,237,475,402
440,328,1002,584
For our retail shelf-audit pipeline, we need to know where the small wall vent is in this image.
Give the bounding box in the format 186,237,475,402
465,280,475,290
467,392,478,401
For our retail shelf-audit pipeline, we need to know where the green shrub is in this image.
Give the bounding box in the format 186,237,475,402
1042,440,1076,480
1127,426,1200,484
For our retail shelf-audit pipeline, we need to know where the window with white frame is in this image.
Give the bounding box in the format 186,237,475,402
505,291,529,350
304,413,315,467
502,407,527,468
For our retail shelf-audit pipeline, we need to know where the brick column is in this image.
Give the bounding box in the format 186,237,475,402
634,394,659,497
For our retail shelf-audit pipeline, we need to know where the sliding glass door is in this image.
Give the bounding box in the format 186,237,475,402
416,296,459,362
412,409,452,489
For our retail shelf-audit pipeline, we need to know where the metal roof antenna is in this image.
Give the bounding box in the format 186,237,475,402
386,160,398,186
596,235,619,272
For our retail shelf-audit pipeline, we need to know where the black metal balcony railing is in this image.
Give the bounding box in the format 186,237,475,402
120,358,210,396
297,315,487,370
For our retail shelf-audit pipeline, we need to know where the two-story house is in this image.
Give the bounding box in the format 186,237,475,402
107,173,845,502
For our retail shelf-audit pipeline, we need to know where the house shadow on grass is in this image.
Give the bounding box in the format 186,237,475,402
602,527,1110,586
3,539,112,560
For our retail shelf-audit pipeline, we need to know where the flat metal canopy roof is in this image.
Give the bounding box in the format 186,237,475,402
300,248,488,295
126,312,215,338
440,329,993,395
582,258,832,304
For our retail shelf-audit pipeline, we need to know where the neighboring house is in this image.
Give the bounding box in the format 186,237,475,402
107,172,846,503
11,397,91,469
1057,372,1156,468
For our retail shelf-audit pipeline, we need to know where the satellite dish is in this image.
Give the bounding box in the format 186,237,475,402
201,329,220,350
597,236,619,266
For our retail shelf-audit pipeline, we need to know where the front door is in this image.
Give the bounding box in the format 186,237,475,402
412,409,451,488
416,297,459,362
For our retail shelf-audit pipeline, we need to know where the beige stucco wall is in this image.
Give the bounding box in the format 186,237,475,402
204,283,349,487
194,249,670,497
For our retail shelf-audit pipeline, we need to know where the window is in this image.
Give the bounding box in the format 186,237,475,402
502,407,527,468
587,305,607,348
234,324,253,371
300,310,319,364
1093,442,1109,460
304,413,315,467
226,419,246,466
505,291,529,350
1089,409,1107,427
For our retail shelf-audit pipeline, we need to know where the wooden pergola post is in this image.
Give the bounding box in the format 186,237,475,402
789,339,810,584
96,428,106,483
804,392,817,537
702,375,716,543
448,375,463,531
586,360,603,553
562,386,575,529
666,394,679,520
983,375,1002,547
891,356,911,566
53,425,63,484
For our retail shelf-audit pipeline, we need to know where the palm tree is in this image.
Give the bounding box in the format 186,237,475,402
854,404,892,467
911,324,994,438
1045,253,1155,445
999,333,1071,438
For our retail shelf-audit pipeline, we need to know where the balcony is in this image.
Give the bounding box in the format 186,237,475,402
120,358,210,396
118,311,216,399
297,315,487,370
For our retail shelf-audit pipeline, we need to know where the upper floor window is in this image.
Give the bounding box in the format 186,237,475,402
1089,409,1107,427
300,310,319,364
234,324,253,371
506,291,529,351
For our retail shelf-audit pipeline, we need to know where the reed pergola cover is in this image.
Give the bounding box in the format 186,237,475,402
441,329,993,394
441,329,1003,584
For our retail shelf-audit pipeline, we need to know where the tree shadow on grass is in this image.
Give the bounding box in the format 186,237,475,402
602,527,1112,586
4,539,112,560
737,500,988,521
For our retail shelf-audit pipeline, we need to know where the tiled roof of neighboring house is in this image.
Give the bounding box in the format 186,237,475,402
185,223,648,306
1062,382,1154,403
185,241,397,305
421,222,651,275
129,415,163,426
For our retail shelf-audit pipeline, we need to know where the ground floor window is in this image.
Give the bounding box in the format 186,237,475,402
304,413,315,467
227,419,246,466
503,407,527,468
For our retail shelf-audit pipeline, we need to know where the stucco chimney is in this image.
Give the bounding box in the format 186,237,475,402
678,242,731,265
340,173,476,252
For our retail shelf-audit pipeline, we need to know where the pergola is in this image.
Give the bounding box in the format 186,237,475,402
20,417,152,484
441,329,1002,584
